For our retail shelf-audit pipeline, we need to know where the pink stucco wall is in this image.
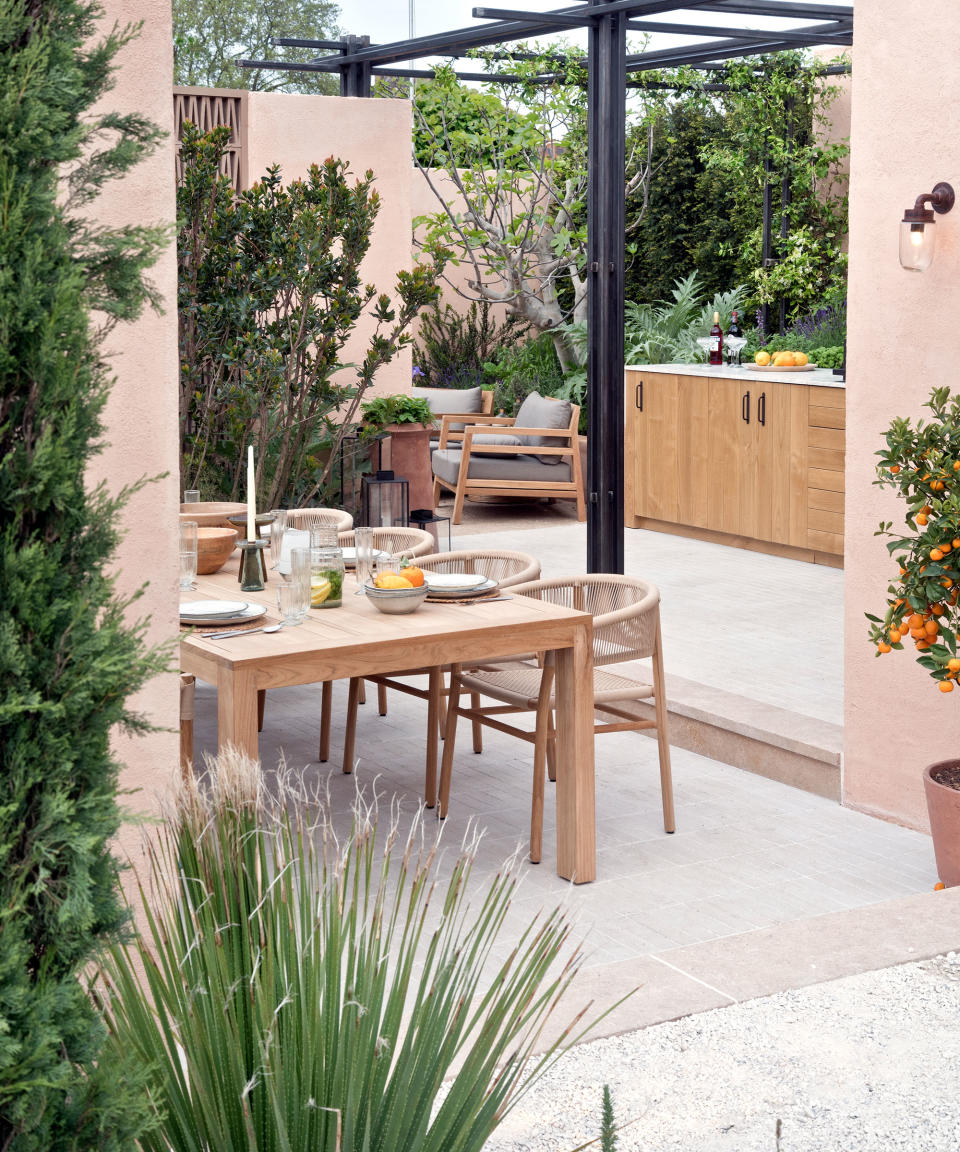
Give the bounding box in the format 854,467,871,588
245,93,415,397
88,0,180,851
843,3,960,829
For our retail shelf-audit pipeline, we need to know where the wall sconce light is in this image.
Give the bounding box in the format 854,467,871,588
900,182,955,271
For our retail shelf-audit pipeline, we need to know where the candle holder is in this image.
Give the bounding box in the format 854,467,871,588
238,539,268,591
227,511,276,543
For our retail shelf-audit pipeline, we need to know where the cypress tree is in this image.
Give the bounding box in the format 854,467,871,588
0,0,168,1145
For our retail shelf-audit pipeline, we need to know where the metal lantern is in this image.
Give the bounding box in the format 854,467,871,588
410,507,451,552
361,470,409,529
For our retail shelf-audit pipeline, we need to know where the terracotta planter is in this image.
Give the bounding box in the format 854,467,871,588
383,423,433,513
923,759,960,887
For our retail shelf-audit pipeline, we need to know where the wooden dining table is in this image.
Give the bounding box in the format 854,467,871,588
180,563,597,883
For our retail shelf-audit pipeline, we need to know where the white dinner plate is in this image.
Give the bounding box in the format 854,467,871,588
424,572,489,591
341,547,392,568
425,576,498,598
180,599,248,619
180,602,267,626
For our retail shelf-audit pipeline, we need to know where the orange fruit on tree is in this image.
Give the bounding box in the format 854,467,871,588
890,629,902,643
940,680,955,693
916,639,932,650
931,548,945,562
877,642,891,654
400,565,425,587
925,619,940,637
935,882,947,889
890,465,901,475
932,603,946,616
908,613,925,629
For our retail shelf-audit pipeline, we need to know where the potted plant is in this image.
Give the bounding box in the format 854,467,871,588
868,386,960,886
361,394,437,510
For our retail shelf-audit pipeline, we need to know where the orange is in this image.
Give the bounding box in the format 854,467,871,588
917,514,929,526
916,639,931,650
940,680,955,693
400,565,425,588
877,642,891,654
948,658,960,672
931,548,945,562
908,613,925,629
932,603,946,616
890,465,901,475
925,619,940,637
953,538,960,549
935,882,947,890
890,629,902,643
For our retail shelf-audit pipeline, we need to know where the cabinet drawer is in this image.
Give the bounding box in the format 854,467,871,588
809,426,845,452
808,487,844,514
809,467,845,493
808,528,844,555
809,405,845,430
809,446,845,472
809,506,844,534
811,387,845,408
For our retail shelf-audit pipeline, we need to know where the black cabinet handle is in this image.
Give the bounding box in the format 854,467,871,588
741,390,750,424
635,381,643,411
758,391,766,426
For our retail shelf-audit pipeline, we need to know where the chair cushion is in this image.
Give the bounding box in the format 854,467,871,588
412,386,484,431
513,392,572,464
470,433,522,457
432,448,572,485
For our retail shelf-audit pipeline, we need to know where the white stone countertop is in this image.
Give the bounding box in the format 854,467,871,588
625,362,845,389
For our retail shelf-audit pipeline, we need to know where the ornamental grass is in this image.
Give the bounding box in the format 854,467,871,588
101,751,604,1151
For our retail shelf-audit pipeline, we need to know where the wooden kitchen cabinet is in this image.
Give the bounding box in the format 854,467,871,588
625,367,844,564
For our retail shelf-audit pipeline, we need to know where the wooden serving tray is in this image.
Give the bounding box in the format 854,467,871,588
746,362,817,372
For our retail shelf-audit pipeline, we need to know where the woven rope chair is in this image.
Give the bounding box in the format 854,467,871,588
179,673,195,780
338,526,434,558
439,574,675,863
286,507,353,534
341,549,542,804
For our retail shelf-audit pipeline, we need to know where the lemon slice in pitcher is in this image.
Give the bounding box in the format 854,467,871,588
310,577,332,607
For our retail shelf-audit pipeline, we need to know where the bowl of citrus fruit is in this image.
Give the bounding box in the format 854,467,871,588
752,349,812,370
364,564,429,614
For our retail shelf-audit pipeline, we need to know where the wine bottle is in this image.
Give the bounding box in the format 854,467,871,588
709,311,723,366
726,310,742,339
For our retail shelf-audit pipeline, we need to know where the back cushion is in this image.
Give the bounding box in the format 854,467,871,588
513,392,573,464
412,386,483,431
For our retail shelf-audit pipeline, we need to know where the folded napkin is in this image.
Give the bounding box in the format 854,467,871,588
277,529,311,575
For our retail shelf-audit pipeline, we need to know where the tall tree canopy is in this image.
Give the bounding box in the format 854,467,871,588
173,0,341,94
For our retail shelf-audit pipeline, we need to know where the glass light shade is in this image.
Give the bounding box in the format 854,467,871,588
900,219,936,271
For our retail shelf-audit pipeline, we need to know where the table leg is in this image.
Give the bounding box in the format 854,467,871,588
553,626,596,883
217,666,260,761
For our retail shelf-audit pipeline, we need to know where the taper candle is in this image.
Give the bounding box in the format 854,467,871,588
246,445,255,540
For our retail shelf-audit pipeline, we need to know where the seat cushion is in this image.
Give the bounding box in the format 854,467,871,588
513,392,572,464
412,385,484,431
469,433,522,457
432,448,572,485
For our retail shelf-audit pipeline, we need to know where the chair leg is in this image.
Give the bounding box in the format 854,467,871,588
470,692,483,753
257,689,266,733
546,709,557,783
318,680,332,762
439,665,463,818
652,623,676,834
378,682,388,716
179,674,195,781
530,676,554,865
452,469,468,525
343,677,361,774
425,667,442,809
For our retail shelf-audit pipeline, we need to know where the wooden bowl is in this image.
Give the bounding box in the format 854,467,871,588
180,501,248,530
196,526,238,574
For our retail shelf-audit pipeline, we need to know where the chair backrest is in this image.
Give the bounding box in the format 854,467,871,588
416,549,540,588
338,526,434,558
509,574,660,665
286,507,353,533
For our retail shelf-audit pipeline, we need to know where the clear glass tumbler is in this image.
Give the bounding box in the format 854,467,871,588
354,526,374,594
179,520,198,590
309,524,338,550
183,489,200,504
289,548,311,622
270,509,288,570
277,580,305,625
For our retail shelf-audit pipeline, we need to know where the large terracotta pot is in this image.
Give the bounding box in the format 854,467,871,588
383,423,433,513
923,759,960,887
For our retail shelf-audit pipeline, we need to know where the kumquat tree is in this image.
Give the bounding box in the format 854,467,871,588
868,387,960,692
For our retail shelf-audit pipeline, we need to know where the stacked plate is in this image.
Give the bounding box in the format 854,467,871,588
341,546,392,568
423,573,499,599
180,599,267,626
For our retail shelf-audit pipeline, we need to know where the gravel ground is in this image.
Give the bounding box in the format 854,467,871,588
485,955,960,1152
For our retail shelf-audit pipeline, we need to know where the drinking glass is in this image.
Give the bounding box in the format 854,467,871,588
179,520,198,590
309,523,338,550
183,489,200,504
373,553,401,580
277,580,306,625
270,509,288,569
289,547,311,622
354,526,375,594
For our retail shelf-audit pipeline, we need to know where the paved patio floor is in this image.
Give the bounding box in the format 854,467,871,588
188,505,946,1030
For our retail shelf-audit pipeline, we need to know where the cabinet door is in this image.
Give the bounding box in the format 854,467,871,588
674,375,740,535
625,371,681,523
740,381,807,546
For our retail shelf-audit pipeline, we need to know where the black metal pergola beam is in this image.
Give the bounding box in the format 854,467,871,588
241,0,854,574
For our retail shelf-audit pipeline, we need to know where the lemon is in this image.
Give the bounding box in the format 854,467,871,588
754,350,771,366
374,572,414,590
794,351,808,366
310,577,332,606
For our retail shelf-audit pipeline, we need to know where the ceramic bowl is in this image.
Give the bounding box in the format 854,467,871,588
364,581,429,615
180,501,248,531
196,526,238,574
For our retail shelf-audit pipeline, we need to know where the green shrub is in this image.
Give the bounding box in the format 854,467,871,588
0,0,168,1145
413,300,527,388
483,331,567,416
102,754,611,1152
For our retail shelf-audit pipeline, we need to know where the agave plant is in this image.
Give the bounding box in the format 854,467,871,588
100,753,606,1152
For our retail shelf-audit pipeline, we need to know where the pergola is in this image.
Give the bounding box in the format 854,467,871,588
241,0,854,573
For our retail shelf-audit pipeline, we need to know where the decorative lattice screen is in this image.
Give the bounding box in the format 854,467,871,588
173,88,245,186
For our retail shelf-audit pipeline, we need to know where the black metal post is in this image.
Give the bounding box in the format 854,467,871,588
586,0,626,574
340,35,372,97
778,95,794,334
